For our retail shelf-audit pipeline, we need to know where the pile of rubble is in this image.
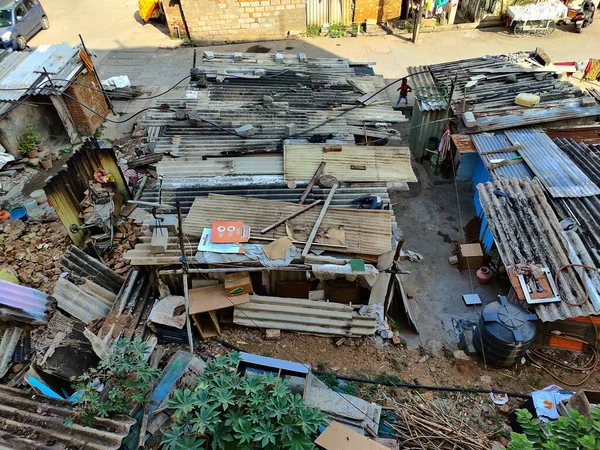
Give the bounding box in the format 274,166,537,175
0,219,68,292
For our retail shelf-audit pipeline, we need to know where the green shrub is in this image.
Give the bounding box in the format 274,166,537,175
163,351,326,450
327,23,347,38
68,339,160,426
508,406,600,449
306,23,322,37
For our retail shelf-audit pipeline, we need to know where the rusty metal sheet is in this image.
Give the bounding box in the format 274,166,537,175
477,177,599,322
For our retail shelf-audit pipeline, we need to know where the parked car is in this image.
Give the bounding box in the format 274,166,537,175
0,0,48,51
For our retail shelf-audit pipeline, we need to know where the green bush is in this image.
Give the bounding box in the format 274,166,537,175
68,339,160,426
163,352,326,450
508,406,600,449
306,23,322,37
327,23,347,38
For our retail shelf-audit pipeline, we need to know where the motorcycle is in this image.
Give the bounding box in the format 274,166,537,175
572,10,588,32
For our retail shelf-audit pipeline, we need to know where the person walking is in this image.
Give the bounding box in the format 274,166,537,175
395,78,412,107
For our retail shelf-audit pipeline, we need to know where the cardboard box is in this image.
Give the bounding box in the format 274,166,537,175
458,243,483,270
224,272,253,296
189,284,249,314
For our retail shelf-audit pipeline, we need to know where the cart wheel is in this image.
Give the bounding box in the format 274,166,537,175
69,224,81,234
537,20,556,36
514,21,526,37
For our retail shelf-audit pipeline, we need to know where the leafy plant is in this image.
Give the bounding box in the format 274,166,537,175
396,20,415,34
70,339,160,426
507,406,600,449
306,23,322,37
327,23,347,38
17,124,41,154
163,351,326,450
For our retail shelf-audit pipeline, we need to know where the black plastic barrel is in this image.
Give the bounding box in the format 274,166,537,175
473,296,537,367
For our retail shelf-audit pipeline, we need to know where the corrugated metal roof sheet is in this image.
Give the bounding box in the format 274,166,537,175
545,125,600,145
283,144,417,182
180,194,393,256
0,43,82,102
471,132,533,180
465,100,600,133
0,280,49,324
452,134,477,154
53,277,116,324
476,177,599,322
553,138,600,187
503,127,600,198
0,385,135,450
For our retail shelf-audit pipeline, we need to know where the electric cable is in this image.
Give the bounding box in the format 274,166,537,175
554,263,600,307
214,337,531,399
2,69,432,138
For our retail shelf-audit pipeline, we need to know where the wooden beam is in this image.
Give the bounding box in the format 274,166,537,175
480,144,523,155
260,200,322,234
298,161,326,205
302,181,340,257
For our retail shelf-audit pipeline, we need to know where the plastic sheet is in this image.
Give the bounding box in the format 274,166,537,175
507,0,567,21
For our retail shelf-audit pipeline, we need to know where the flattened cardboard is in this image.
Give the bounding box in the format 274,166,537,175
188,284,250,314
315,421,388,450
263,236,293,260
211,221,250,243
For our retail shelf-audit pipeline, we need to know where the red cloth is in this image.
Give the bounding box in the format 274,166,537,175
399,83,412,97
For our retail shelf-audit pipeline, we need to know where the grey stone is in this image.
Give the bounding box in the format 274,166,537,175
27,158,40,167
480,375,492,387
425,338,443,356
453,350,471,361
459,329,477,355
235,124,256,136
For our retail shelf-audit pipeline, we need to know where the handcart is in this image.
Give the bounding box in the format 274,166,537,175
506,0,568,37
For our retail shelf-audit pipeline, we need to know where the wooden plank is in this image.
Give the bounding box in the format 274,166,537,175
480,144,523,155
299,162,326,205
315,421,388,450
302,181,339,257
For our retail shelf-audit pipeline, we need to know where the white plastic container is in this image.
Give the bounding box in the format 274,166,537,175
30,189,47,206
23,198,42,219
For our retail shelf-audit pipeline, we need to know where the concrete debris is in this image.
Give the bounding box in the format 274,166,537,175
453,350,471,360
0,220,68,292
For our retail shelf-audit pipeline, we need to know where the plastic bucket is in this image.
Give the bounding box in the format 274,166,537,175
9,206,27,221
30,189,47,205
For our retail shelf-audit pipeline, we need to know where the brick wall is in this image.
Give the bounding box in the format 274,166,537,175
161,0,189,39
180,0,306,43
353,0,401,23
64,70,110,135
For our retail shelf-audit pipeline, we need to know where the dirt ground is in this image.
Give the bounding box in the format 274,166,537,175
205,326,600,442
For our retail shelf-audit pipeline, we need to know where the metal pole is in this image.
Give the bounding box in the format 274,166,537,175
412,0,425,44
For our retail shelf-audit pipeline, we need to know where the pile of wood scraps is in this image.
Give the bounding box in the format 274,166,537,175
386,393,494,450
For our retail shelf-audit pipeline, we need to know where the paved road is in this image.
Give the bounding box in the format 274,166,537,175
28,0,172,51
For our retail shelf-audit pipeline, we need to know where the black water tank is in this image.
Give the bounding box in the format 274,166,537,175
474,296,537,367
